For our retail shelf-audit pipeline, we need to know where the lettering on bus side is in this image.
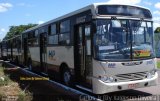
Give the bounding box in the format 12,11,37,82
48,50,56,61
108,63,116,68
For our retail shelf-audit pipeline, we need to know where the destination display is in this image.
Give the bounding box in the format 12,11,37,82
97,5,152,19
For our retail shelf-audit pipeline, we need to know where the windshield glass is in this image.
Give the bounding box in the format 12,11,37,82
93,19,154,61
130,20,154,59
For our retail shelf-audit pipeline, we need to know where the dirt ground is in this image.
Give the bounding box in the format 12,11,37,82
1,65,76,101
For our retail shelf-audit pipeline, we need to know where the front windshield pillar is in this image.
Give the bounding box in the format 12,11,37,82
129,20,133,60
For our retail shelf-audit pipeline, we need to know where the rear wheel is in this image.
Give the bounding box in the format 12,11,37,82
62,68,72,86
28,59,32,71
15,56,19,65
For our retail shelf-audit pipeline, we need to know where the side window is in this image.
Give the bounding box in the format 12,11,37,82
48,24,58,45
48,35,58,45
51,24,56,35
35,30,39,37
28,38,38,47
60,20,70,33
59,33,70,45
17,37,21,52
28,31,38,47
59,20,71,45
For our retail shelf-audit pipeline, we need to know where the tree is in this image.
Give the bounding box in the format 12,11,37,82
154,27,160,33
3,24,38,40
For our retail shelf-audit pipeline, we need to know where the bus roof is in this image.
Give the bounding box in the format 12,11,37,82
22,3,151,34
93,2,151,11
22,4,94,34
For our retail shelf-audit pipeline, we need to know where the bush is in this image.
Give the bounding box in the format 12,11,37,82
0,75,10,86
17,91,32,101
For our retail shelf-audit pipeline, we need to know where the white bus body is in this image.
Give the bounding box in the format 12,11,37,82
5,3,158,94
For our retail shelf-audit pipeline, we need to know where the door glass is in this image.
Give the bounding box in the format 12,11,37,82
85,26,91,55
78,26,85,76
85,25,92,77
40,33,47,72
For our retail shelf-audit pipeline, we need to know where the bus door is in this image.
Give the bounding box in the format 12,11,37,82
75,24,92,89
40,33,47,74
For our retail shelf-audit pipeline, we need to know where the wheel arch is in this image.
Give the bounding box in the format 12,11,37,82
59,62,75,86
59,62,69,73
27,57,32,65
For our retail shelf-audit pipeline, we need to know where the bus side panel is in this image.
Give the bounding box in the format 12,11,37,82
28,46,40,70
47,46,74,77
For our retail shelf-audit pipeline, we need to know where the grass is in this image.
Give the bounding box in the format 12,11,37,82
157,61,160,69
0,67,11,86
0,67,32,101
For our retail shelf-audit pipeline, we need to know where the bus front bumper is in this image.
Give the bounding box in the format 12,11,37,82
92,72,158,94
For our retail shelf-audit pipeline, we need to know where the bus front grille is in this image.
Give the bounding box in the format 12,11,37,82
115,72,147,82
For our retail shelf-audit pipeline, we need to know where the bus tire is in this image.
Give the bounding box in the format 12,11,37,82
15,56,19,65
62,68,72,86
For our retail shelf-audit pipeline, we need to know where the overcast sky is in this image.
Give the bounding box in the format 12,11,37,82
0,0,160,40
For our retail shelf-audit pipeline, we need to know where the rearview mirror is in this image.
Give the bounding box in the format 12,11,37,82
112,20,121,27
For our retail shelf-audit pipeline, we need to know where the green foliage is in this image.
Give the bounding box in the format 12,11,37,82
154,33,160,57
154,27,160,33
0,75,10,86
157,61,160,69
17,91,33,101
4,24,38,40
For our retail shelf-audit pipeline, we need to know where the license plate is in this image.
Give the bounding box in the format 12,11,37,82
128,83,139,89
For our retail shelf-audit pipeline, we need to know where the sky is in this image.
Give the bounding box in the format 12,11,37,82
0,0,160,40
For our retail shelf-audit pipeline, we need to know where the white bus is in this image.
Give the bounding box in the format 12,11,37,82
7,3,158,94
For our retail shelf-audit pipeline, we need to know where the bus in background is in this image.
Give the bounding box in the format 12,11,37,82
3,3,158,94
6,35,22,64
0,40,8,60
0,42,1,59
11,35,22,64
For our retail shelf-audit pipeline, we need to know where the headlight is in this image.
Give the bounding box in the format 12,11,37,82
99,76,114,83
147,69,156,79
146,72,152,79
150,69,156,75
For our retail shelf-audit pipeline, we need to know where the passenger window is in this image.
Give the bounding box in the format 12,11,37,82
59,20,71,45
60,20,70,33
59,33,70,45
48,24,58,45
48,35,58,45
51,24,56,35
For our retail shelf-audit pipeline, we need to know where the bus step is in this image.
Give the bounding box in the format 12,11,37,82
76,85,92,93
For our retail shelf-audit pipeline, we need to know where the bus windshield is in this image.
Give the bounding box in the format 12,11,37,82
93,19,154,61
